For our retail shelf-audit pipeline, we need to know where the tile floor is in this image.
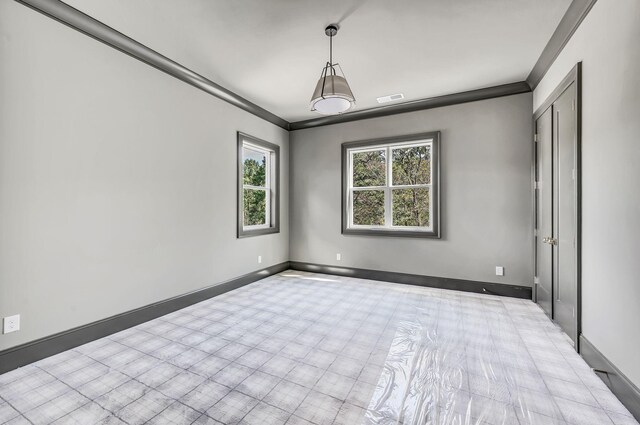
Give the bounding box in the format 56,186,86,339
0,271,637,425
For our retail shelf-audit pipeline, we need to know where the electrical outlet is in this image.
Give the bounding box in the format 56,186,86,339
3,314,20,334
258,255,262,264
336,253,341,261
496,266,505,276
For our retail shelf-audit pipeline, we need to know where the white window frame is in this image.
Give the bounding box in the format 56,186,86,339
342,132,441,238
242,142,271,231
237,132,280,238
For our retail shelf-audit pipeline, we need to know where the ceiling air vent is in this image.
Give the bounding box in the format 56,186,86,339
376,93,404,104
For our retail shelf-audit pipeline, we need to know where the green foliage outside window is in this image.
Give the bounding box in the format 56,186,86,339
351,144,431,227
392,146,431,185
243,188,266,226
243,155,266,186
392,146,431,227
353,190,385,225
243,152,267,226
352,150,386,187
393,188,430,227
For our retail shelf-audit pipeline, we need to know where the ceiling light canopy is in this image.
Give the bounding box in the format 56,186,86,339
310,24,355,115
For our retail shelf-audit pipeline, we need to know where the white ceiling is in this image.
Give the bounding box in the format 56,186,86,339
64,0,572,122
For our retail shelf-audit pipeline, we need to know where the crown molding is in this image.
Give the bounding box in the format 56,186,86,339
16,0,594,130
15,0,290,130
527,0,598,90
289,82,531,131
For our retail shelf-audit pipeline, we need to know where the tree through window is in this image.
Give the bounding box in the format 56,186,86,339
237,133,279,238
342,133,440,237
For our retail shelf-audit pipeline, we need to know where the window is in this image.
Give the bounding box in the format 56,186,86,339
237,132,279,238
342,132,440,238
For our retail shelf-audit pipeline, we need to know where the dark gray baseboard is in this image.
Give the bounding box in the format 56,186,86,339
580,335,640,420
0,262,290,375
0,260,532,375
289,261,532,299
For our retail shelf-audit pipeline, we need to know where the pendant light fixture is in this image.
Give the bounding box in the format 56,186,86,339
310,24,356,115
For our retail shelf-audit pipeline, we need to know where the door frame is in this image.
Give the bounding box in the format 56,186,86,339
532,62,582,351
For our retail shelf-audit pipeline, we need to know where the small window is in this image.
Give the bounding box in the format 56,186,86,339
237,132,279,238
342,132,440,238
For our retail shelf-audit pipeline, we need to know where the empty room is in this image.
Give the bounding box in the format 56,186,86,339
1,0,639,424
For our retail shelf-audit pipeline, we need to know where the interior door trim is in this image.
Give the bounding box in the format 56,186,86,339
532,62,582,351
534,63,582,120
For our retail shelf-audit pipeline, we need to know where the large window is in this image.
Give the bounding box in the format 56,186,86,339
342,132,440,238
237,132,279,238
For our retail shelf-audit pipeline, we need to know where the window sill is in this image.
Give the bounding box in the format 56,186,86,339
237,226,280,238
342,227,440,239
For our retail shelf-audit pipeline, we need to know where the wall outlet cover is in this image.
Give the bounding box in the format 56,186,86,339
336,253,341,261
3,314,20,334
258,255,262,264
496,266,505,276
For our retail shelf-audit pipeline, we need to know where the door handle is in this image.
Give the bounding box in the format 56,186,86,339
543,237,558,245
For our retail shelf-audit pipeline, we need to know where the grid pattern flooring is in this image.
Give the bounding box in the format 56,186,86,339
0,271,637,425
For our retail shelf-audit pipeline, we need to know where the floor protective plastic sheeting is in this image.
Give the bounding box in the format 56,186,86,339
364,293,572,425
0,271,635,425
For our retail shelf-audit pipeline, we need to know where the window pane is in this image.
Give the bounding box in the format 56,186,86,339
392,188,430,227
243,147,267,187
392,145,431,185
352,150,386,187
353,190,385,226
243,188,266,226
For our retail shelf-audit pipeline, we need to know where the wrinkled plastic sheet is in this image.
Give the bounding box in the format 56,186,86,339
362,298,564,425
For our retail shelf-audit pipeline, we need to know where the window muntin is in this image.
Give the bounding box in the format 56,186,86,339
344,134,439,237
237,133,279,238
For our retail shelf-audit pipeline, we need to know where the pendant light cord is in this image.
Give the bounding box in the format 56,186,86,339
329,33,334,75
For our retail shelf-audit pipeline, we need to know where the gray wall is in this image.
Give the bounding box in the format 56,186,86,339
533,0,640,387
290,93,533,287
0,2,289,351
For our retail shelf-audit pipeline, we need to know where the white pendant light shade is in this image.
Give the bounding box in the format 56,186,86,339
309,24,356,115
310,74,355,115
